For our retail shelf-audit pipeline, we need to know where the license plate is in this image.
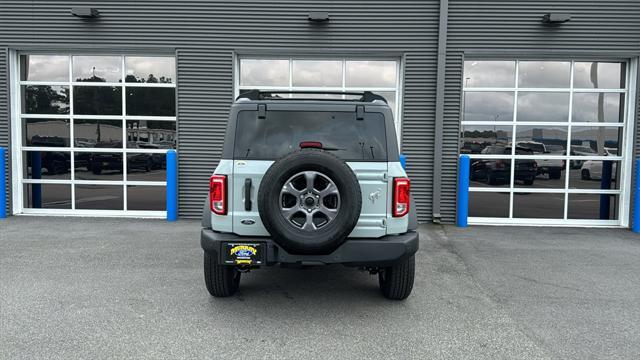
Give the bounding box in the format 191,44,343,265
222,242,264,265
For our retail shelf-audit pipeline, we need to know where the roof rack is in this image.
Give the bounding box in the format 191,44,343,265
236,89,388,104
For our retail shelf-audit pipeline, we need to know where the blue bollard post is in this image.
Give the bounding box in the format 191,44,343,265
399,153,407,170
599,160,613,220
32,151,42,208
166,149,178,222
633,159,640,233
457,155,470,227
0,147,6,219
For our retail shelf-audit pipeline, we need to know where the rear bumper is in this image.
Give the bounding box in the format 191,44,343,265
201,229,419,267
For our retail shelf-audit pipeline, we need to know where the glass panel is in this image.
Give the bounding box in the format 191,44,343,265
567,194,618,220
470,158,511,188
463,92,514,122
239,59,289,87
292,60,342,87
515,126,568,151
74,152,123,180
20,55,69,82
73,56,122,83
23,184,71,209
517,92,569,122
468,191,510,218
73,86,122,115
23,151,71,179
518,61,570,88
573,62,625,89
127,185,166,211
125,57,175,83
570,160,620,189
570,127,622,156
74,120,123,148
126,120,176,149
514,159,564,188
126,87,176,116
345,60,397,87
75,185,123,210
127,153,166,181
460,125,512,154
21,85,70,114
572,93,624,123
23,118,70,147
463,61,515,88
513,192,564,219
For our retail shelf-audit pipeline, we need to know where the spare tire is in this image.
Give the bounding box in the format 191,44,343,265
258,148,362,255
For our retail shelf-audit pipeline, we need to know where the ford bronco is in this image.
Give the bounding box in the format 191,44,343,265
201,90,419,300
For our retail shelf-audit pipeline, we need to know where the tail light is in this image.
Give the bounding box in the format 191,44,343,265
393,178,410,217
210,175,227,215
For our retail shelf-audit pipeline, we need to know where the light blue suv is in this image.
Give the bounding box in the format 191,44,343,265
201,90,418,300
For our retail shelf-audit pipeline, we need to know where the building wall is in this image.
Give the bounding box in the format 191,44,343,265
0,0,440,220
443,0,640,223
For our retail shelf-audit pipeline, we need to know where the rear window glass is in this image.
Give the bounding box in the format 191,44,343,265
233,110,387,161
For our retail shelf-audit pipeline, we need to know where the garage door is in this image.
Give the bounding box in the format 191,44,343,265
461,60,636,226
14,54,176,216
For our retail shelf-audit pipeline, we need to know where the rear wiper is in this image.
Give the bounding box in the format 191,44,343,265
244,148,251,157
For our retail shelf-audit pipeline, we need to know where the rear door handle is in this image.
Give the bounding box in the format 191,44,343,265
244,178,252,211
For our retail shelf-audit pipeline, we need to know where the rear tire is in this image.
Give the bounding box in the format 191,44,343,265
549,170,561,180
379,255,415,300
581,169,591,180
204,251,240,297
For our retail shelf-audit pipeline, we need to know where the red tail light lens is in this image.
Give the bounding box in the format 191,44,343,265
210,175,227,215
393,178,410,217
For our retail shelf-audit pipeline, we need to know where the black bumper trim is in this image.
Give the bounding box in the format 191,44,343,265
201,229,419,267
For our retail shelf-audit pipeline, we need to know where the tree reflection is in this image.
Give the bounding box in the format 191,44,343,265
23,86,69,114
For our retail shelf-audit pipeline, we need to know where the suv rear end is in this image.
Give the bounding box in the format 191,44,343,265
201,91,418,300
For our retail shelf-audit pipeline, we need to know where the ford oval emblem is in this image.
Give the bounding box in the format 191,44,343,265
240,219,256,225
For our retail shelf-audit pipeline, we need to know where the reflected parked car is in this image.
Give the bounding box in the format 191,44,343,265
471,145,537,185
570,145,596,169
516,141,564,179
580,148,618,181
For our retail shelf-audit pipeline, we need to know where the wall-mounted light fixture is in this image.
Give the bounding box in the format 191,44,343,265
308,12,330,23
542,13,571,24
71,7,100,19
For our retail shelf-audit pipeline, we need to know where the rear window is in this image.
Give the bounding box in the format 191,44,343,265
233,110,388,161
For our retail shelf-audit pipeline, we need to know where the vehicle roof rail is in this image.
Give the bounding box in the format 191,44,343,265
235,89,388,104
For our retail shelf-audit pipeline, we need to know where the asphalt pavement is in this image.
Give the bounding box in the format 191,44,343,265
1,217,639,359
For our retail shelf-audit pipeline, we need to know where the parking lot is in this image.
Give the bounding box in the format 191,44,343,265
1,217,639,359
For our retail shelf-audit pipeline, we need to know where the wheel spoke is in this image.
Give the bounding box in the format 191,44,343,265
304,171,316,192
280,206,299,220
281,181,303,197
317,206,338,222
301,212,316,230
319,182,338,198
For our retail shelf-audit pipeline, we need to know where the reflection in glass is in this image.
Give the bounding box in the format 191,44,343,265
376,91,397,119
514,159,563,188
571,127,621,156
469,158,511,188
345,60,397,87
127,153,166,181
513,192,564,219
517,92,569,122
572,93,624,123
20,55,69,82
463,61,515,88
73,56,122,82
23,184,71,209
75,185,123,210
240,59,289,87
21,86,70,114
518,61,570,88
569,160,620,190
125,57,175,83
469,191,509,218
567,194,618,220
573,62,625,89
126,88,176,116
515,126,568,149
75,152,123,180
463,92,514,122
73,86,122,115
23,151,71,179
292,60,342,87
126,120,176,148
74,120,123,148
23,118,70,147
127,186,166,211
460,125,512,154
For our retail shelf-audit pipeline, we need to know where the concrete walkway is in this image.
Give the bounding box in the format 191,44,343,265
1,217,638,359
